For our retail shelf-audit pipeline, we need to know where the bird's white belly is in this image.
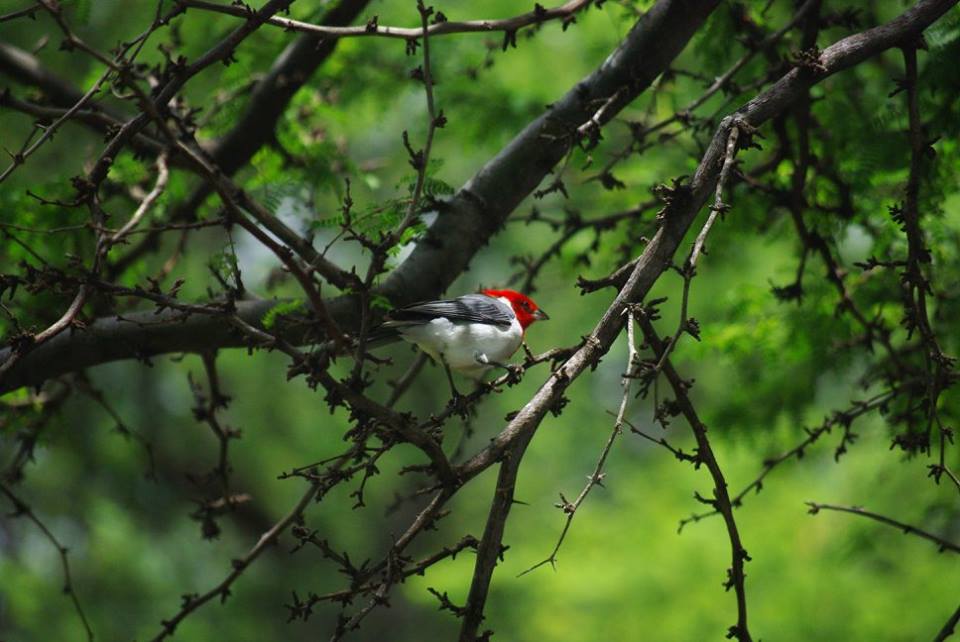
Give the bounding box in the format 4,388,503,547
399,318,523,379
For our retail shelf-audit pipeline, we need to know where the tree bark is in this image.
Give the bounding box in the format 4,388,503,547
0,0,723,393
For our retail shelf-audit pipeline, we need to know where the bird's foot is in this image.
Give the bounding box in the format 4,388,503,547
475,352,524,386
502,363,524,385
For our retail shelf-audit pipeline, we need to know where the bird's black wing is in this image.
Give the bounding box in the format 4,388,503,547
386,294,514,327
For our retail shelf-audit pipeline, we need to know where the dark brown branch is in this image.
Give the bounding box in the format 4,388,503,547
519,309,640,576
678,387,903,531
900,45,956,487
458,438,531,642
0,87,168,160
636,312,752,642
148,479,321,642
290,534,480,611
0,481,94,641
1,0,724,392
806,503,960,554
0,3,40,23
0,64,114,184
934,602,960,642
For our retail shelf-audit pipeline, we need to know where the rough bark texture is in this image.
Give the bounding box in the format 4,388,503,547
0,0,723,393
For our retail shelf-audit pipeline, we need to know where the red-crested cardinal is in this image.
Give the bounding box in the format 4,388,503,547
374,289,549,396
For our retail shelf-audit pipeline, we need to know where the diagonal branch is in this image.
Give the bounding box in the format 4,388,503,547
1,481,94,641
519,307,640,576
637,312,752,641
149,479,321,642
678,386,905,531
456,0,960,486
1,0,724,393
4,0,955,398
458,437,531,642
806,502,960,554
934,602,960,642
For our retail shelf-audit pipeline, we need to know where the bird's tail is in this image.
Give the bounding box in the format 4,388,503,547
362,324,402,348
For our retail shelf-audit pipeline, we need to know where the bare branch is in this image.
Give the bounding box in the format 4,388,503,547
636,312,752,641
806,503,960,554
178,0,594,41
1,481,94,641
519,307,640,576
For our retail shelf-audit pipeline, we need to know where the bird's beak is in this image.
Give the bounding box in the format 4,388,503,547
533,309,549,321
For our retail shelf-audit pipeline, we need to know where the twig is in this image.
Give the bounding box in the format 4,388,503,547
653,121,742,372
0,66,113,184
934,601,960,642
900,45,956,488
109,154,170,245
0,2,40,22
519,307,640,576
678,387,903,531
178,0,593,41
637,312,753,642
386,351,428,408
0,481,94,641
806,502,960,554
149,479,321,641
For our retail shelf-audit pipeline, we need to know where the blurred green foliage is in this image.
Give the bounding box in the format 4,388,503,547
1,1,959,641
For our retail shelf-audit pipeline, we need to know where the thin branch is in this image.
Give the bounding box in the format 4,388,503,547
678,386,903,531
0,481,94,641
149,479,321,641
386,351,428,408
637,312,752,642
109,153,170,246
806,503,960,554
0,65,113,184
519,307,640,576
0,2,40,22
900,44,956,487
178,0,594,41
934,602,960,642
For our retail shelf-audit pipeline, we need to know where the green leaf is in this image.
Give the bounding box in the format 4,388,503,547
261,299,305,329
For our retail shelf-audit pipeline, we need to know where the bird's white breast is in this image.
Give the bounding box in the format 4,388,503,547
398,316,523,379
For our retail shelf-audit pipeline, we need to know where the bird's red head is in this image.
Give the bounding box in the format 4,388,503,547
482,289,549,330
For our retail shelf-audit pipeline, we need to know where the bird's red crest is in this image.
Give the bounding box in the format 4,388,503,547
481,289,548,329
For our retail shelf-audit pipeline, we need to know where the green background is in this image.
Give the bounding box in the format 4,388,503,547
1,1,959,640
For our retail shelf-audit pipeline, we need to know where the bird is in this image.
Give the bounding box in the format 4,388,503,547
373,289,549,398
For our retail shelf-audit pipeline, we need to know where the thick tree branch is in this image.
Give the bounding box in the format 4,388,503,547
205,0,371,174
1,0,723,393
3,0,954,395
455,0,959,482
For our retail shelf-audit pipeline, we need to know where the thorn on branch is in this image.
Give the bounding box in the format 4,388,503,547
427,587,467,617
